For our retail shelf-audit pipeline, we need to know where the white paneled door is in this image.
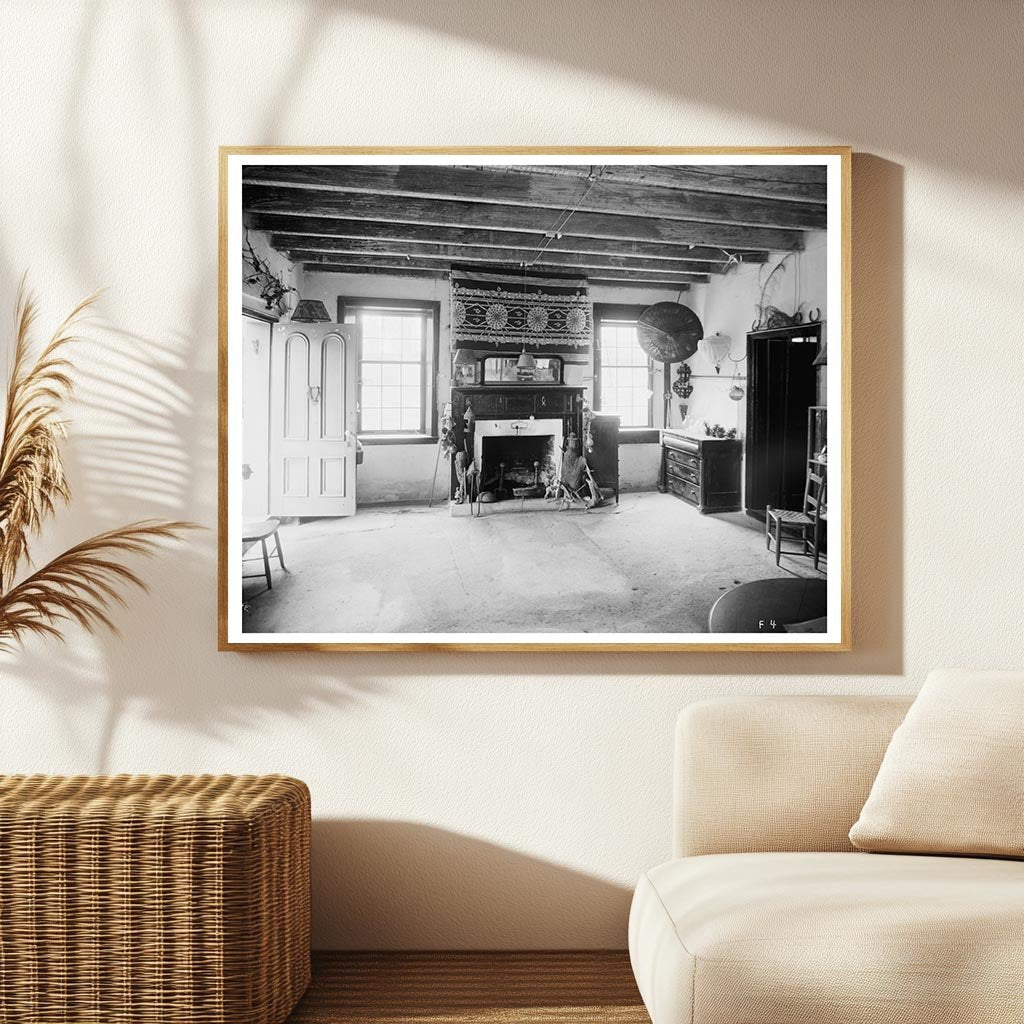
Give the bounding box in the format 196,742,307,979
269,322,358,517
241,314,273,519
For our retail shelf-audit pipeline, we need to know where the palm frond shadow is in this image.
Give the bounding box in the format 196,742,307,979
28,6,392,774
8,311,385,771
0,287,200,652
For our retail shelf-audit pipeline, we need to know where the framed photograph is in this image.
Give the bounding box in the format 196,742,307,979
219,148,850,651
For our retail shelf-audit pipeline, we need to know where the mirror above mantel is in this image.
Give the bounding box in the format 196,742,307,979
479,355,564,385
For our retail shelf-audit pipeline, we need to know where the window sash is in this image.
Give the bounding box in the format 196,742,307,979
350,306,432,435
596,318,653,428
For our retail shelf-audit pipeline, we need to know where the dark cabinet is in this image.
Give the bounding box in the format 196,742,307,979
587,412,619,503
659,432,742,513
744,325,821,517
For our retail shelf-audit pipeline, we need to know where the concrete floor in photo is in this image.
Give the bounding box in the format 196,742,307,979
242,491,824,635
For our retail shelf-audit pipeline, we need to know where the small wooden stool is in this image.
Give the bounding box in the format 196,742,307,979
242,518,287,590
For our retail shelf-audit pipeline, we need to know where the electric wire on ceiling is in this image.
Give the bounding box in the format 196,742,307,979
525,166,606,269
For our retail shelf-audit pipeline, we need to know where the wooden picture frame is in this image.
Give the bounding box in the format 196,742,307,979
219,147,851,651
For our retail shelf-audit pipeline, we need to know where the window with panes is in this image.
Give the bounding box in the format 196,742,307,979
596,316,653,428
348,304,434,435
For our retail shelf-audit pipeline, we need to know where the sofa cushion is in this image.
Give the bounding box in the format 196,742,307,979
849,669,1024,857
629,852,1024,1024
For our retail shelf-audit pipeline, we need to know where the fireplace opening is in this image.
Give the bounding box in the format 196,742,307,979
481,434,557,492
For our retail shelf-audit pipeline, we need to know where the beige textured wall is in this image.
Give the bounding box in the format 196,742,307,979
0,1,1021,949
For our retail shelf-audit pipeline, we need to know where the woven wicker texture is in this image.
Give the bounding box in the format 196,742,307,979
0,774,310,1024
289,951,648,1024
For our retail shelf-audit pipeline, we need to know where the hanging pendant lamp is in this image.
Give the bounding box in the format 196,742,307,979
697,332,732,373
516,263,536,374
516,347,536,371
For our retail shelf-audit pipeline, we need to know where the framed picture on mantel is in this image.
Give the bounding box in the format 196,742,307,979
219,147,850,651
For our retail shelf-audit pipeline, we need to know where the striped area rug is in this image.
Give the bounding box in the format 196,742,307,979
288,951,649,1024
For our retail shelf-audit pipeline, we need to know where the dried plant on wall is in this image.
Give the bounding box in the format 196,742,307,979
0,283,195,650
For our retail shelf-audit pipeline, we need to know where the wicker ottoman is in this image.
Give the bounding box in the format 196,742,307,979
0,774,310,1024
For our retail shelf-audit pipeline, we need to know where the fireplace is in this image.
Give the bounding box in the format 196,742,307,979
448,384,584,513
481,433,558,492
472,417,564,492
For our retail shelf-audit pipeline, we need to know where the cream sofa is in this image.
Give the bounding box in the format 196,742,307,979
628,695,1024,1024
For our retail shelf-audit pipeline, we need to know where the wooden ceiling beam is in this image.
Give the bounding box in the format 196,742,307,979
302,255,709,284
243,165,824,230
243,186,803,252
300,262,691,291
498,163,827,204
587,278,691,291
282,240,731,275
299,264,448,280
253,214,768,263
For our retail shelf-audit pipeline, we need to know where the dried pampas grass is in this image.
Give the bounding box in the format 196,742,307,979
0,281,196,651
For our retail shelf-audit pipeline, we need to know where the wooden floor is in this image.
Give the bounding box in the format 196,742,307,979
287,952,650,1024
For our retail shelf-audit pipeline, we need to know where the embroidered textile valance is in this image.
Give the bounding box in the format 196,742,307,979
451,273,592,351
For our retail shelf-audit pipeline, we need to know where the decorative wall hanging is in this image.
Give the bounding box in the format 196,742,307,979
637,302,703,440
672,363,693,399
750,254,828,331
636,302,702,363
219,148,851,651
451,272,592,353
242,231,294,313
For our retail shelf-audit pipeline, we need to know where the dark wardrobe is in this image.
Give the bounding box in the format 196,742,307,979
744,323,822,517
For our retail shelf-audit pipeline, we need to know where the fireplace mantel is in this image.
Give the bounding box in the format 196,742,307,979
449,385,585,504
450,385,584,422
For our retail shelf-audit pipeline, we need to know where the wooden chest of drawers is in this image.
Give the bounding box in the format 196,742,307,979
659,431,743,513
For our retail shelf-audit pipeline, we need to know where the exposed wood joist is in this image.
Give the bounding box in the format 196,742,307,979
302,257,706,285
587,278,690,291
302,263,691,291
252,214,768,263
282,240,730,276
497,163,827,204
302,264,448,280
242,165,825,230
243,186,804,252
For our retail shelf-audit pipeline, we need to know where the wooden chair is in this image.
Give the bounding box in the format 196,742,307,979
766,463,827,570
242,518,288,590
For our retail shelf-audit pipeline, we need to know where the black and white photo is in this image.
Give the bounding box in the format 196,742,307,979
219,150,850,649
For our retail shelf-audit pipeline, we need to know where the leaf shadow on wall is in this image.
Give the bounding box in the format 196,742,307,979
4,323,388,773
311,820,633,949
0,6,906,780
0,0,388,773
336,0,1018,189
